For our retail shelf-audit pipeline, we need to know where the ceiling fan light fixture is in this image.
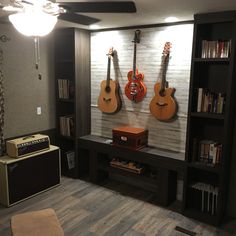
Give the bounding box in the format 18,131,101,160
89,24,100,30
9,11,57,37
164,16,179,23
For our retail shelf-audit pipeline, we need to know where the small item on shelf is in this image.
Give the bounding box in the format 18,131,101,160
193,139,222,166
65,150,75,170
196,88,226,114
110,158,144,174
112,126,148,150
191,182,218,215
58,79,75,99
201,40,231,58
59,115,74,137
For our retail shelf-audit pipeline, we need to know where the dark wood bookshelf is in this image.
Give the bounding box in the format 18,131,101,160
183,11,236,225
54,28,91,178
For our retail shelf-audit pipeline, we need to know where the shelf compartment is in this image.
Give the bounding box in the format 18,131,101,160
188,162,221,173
188,117,224,144
105,165,159,193
192,63,229,91
187,167,219,186
110,159,144,174
194,21,233,58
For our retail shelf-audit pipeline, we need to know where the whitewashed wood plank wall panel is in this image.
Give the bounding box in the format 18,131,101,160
91,24,193,158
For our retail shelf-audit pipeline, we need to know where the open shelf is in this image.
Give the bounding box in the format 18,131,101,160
188,162,221,174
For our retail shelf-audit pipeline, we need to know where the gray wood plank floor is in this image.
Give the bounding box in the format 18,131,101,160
0,177,235,236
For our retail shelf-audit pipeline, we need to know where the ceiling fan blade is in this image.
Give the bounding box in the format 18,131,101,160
58,12,100,25
59,1,136,13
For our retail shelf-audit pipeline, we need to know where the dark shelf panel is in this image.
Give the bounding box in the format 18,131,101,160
184,208,218,225
57,98,74,103
58,135,75,141
193,58,230,63
56,59,74,63
190,112,224,120
188,162,221,173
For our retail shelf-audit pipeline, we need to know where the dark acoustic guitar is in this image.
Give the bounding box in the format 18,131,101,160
149,42,177,121
125,30,147,102
97,47,121,114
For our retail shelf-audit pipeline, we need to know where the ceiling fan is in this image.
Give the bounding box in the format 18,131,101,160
0,0,137,26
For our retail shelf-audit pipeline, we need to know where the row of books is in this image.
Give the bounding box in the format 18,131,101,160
58,79,75,99
201,40,231,58
191,182,218,215
59,115,74,137
192,139,222,166
197,88,225,114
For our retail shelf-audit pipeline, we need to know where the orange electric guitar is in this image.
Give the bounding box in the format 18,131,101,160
97,48,121,114
125,30,147,102
149,42,177,121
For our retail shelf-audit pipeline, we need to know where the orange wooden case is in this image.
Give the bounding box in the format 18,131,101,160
112,126,148,150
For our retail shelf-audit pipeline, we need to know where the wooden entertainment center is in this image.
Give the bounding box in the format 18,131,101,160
78,135,184,208
55,11,236,225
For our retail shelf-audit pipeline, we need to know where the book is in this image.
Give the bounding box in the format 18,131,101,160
197,88,203,112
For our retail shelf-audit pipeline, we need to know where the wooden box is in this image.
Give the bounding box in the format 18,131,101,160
112,126,148,150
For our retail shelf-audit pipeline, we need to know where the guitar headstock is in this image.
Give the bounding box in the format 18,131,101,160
163,42,172,57
107,47,114,58
133,29,141,44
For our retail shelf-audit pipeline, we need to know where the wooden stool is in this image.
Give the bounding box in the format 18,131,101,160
11,208,64,236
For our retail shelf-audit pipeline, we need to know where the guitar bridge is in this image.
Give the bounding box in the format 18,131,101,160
103,97,111,102
156,102,168,107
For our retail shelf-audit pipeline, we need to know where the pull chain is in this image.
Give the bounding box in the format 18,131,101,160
34,36,42,80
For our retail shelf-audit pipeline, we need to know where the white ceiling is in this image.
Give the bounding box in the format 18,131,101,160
56,0,236,30
1,0,236,30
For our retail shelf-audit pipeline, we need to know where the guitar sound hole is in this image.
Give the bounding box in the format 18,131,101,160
105,86,111,93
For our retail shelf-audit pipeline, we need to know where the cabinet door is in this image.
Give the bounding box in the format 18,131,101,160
7,150,60,205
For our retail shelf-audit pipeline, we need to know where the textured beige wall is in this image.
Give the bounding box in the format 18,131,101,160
91,24,193,156
0,23,55,138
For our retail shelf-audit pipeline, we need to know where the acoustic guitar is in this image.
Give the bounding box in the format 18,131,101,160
125,30,147,102
149,42,177,121
97,48,121,114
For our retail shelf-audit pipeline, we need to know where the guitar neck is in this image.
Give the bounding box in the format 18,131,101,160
132,43,137,79
106,56,111,87
160,55,169,92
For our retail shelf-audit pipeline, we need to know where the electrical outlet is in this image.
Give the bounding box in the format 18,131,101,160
37,107,41,115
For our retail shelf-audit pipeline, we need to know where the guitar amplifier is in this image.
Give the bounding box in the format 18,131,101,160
6,134,50,158
112,126,148,150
